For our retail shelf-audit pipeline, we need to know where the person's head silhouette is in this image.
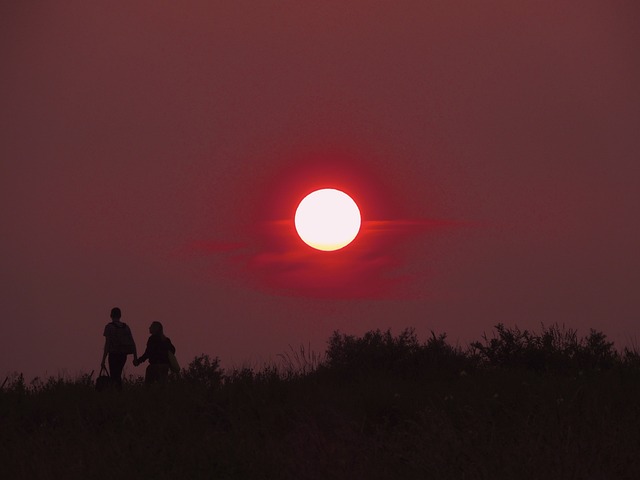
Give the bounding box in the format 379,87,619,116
110,307,122,321
149,321,164,336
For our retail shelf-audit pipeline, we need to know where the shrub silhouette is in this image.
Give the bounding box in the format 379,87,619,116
622,345,640,368
326,328,419,372
325,328,470,378
408,331,473,374
575,329,617,370
181,354,223,389
470,323,618,372
324,324,627,376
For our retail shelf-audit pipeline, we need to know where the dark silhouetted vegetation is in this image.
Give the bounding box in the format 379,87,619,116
469,323,623,372
181,354,224,390
325,327,472,380
1,324,639,479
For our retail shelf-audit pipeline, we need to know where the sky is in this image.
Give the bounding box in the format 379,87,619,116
2,1,639,381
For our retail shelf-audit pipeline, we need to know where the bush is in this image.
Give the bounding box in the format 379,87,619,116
575,329,617,370
622,346,640,368
181,354,223,389
325,328,470,378
325,328,420,373
470,323,619,372
409,331,474,374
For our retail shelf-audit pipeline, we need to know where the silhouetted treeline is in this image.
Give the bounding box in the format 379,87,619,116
322,323,638,378
470,323,637,372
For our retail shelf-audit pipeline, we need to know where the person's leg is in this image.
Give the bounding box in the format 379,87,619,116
108,353,127,390
145,364,156,384
145,364,169,384
157,364,169,383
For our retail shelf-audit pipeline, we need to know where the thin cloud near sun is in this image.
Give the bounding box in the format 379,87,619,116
188,218,461,299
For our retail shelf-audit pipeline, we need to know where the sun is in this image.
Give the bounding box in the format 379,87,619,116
294,189,361,251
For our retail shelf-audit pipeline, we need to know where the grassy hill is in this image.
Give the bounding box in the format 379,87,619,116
2,324,639,479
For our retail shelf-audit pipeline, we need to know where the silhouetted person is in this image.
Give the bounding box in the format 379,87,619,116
133,321,176,384
101,307,137,390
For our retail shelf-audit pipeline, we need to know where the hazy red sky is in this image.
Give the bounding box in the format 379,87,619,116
2,1,639,380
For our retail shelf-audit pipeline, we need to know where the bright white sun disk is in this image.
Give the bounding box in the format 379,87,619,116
294,189,361,251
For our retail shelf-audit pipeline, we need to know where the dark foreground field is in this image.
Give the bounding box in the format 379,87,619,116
2,325,640,479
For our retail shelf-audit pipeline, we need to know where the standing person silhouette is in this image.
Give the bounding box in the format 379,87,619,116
101,307,137,390
133,321,176,383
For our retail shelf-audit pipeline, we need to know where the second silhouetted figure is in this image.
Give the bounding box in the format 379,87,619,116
134,321,176,383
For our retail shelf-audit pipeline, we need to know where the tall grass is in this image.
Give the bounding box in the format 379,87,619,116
277,342,325,378
2,324,639,479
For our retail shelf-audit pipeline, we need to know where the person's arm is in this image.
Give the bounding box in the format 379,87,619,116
128,326,138,362
136,338,151,365
101,337,109,368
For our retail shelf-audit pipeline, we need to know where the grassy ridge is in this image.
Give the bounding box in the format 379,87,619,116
2,324,640,479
